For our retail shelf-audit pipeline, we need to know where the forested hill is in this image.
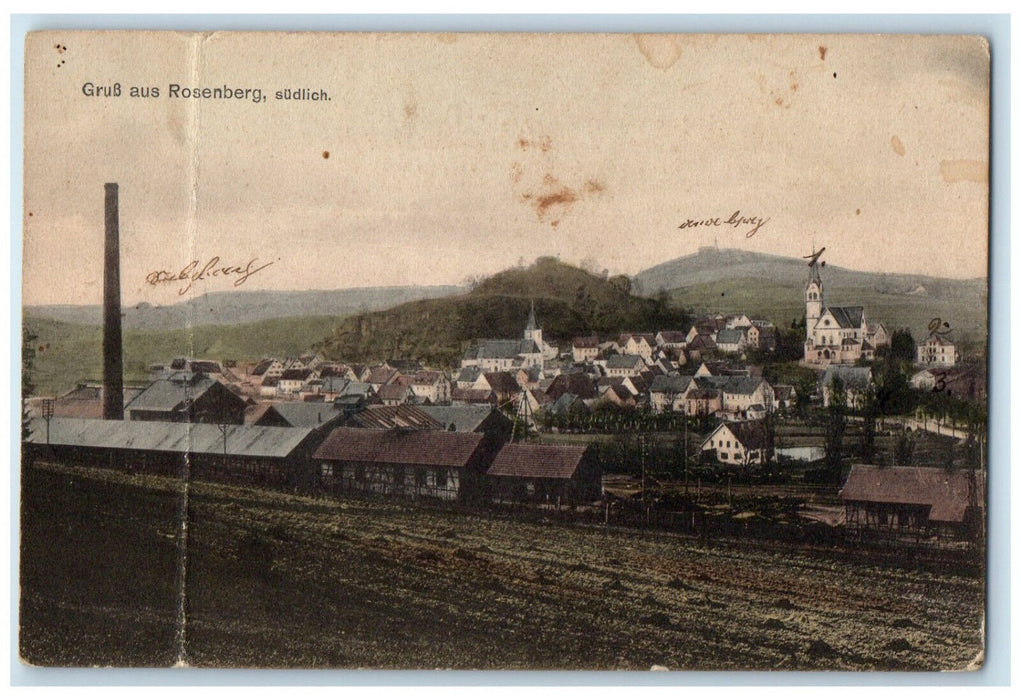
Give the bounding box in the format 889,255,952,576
317,257,693,367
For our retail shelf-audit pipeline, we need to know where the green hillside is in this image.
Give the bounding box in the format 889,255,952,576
23,315,341,397
636,248,988,350
317,257,693,367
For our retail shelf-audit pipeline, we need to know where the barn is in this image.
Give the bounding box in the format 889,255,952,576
312,427,499,503
840,465,984,539
486,443,601,506
24,417,320,491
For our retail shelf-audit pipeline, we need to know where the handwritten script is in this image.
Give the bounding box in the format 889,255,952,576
677,210,771,238
145,257,275,295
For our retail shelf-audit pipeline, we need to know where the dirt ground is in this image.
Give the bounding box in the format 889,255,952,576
20,461,985,671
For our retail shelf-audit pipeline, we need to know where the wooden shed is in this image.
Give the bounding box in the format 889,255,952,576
312,427,497,503
24,417,320,491
486,443,601,506
840,465,984,539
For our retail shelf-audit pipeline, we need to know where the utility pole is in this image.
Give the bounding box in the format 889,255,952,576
42,398,54,445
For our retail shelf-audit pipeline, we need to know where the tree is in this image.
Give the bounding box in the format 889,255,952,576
824,376,846,477
894,431,915,465
890,328,916,362
859,384,878,464
22,325,38,464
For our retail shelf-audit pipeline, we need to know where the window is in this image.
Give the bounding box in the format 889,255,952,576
321,463,333,478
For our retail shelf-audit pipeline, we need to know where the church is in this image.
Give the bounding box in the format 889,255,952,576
803,252,888,366
461,302,558,372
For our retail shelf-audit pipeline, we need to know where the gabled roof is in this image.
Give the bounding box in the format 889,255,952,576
377,383,414,401
840,465,984,524
704,419,768,450
125,372,219,413
656,331,687,344
280,368,313,381
572,335,600,349
606,354,644,369
649,374,694,395
618,333,656,346
686,334,717,351
716,328,745,345
483,371,521,395
824,306,865,329
487,443,589,480
258,402,342,428
314,427,486,468
346,404,443,431
26,417,313,458
418,405,505,433
456,366,484,383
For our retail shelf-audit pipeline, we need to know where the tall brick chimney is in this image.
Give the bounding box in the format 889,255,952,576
102,183,124,420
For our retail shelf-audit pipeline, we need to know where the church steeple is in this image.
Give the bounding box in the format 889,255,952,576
523,300,542,349
805,247,824,341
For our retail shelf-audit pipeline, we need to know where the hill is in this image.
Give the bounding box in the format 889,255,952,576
25,285,460,331
317,257,692,367
22,314,343,397
633,248,988,345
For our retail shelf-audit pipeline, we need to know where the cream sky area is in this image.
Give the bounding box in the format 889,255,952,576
23,32,989,307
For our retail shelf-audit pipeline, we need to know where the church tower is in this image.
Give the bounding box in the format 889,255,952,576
523,300,542,349
805,254,824,341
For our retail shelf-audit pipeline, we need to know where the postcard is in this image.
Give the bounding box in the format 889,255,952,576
20,30,989,670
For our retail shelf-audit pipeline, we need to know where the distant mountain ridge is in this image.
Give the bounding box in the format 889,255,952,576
24,286,462,331
632,246,986,297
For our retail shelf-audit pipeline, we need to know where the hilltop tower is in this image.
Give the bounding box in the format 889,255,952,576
805,253,824,341
523,300,542,349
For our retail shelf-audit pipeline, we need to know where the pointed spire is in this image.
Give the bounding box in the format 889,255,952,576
526,300,537,330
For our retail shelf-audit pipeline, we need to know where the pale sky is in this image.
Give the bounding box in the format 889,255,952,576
23,32,989,307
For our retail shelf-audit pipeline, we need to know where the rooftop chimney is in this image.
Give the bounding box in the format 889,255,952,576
102,183,124,420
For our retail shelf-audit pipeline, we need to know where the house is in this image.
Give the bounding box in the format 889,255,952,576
125,371,247,424
655,330,687,351
684,333,717,361
572,335,600,363
455,366,485,389
486,443,601,506
917,332,958,367
772,384,796,412
909,367,985,402
258,376,280,398
700,419,770,467
840,465,984,539
479,371,522,405
604,354,646,378
312,427,499,503
866,322,891,349
648,375,694,413
718,376,775,416
715,328,747,354
685,387,723,418
377,383,417,406
618,333,656,361
251,358,285,381
407,370,451,405
278,368,318,395
367,365,401,391
821,366,874,408
25,417,320,490
545,373,598,402
724,314,752,330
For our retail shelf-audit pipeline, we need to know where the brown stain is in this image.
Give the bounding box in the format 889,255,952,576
518,136,552,153
855,208,861,216
634,35,682,70
436,33,458,45
818,46,827,60
550,220,560,229
890,136,906,157
403,101,418,122
939,159,987,184
28,212,33,217
509,162,523,184
322,151,330,159
583,179,605,195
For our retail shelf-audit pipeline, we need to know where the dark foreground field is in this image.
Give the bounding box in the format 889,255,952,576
20,461,984,670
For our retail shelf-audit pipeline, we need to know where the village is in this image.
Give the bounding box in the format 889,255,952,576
24,243,987,546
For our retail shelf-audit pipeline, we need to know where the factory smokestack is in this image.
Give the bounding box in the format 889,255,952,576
102,183,124,420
